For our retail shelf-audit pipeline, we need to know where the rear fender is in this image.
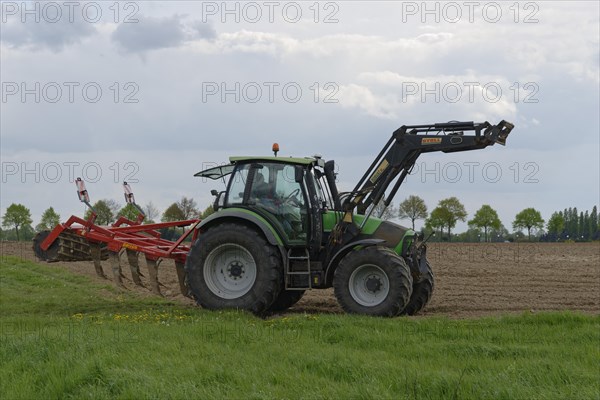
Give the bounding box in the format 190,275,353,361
197,210,287,268
198,210,284,247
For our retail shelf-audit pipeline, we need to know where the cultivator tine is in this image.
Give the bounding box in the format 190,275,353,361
175,261,191,298
90,243,106,278
145,256,162,296
109,252,124,288
125,249,144,287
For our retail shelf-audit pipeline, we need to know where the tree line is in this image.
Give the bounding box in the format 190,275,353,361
372,196,599,242
543,206,599,242
1,196,598,243
0,198,214,242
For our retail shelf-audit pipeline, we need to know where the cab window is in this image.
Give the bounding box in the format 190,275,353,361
226,164,250,205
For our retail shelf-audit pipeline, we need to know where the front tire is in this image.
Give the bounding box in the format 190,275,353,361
401,263,434,316
333,246,413,317
185,223,282,315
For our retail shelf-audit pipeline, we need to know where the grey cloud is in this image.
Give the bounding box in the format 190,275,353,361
0,18,96,52
191,21,217,41
111,15,187,53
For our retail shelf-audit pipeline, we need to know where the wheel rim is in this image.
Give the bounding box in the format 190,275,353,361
348,264,390,307
203,244,257,299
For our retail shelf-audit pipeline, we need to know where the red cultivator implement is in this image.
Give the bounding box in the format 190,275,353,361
33,179,199,296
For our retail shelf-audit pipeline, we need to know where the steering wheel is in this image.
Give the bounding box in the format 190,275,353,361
284,188,301,205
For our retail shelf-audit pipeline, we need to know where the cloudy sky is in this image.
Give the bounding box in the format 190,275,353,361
1,1,598,231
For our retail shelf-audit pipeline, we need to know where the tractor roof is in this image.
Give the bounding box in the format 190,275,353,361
194,156,318,180
229,156,316,165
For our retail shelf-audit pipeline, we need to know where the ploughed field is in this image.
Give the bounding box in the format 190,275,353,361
2,241,598,318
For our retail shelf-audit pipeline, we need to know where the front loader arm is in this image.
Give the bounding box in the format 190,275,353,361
340,120,514,223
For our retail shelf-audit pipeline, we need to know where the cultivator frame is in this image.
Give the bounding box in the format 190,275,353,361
34,179,200,296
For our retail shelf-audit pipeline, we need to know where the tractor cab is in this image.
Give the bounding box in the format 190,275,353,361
195,155,333,250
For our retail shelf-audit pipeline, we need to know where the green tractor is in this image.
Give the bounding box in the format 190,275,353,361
188,120,514,316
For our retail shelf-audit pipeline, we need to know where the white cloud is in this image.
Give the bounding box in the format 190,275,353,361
334,71,518,121
337,84,401,119
1,1,598,228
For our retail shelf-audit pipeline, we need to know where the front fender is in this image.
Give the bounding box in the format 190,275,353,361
324,238,385,286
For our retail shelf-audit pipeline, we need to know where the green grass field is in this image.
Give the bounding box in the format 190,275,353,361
1,256,598,399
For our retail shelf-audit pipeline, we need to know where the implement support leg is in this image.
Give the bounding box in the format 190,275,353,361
126,249,144,287
109,251,124,287
175,261,190,297
145,257,161,296
90,243,106,278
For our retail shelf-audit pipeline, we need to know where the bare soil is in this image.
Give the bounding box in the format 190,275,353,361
2,241,599,318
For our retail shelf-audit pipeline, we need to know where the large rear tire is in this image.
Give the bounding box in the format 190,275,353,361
401,263,434,316
268,290,305,312
185,223,282,315
333,246,413,317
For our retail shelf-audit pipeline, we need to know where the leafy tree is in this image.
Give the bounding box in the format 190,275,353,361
177,197,199,219
199,205,215,219
546,212,565,240
590,206,598,240
398,195,428,230
117,204,140,221
578,211,585,240
85,200,115,225
162,203,185,222
455,228,482,243
513,208,544,241
571,207,578,237
489,224,510,242
35,207,61,232
162,202,186,237
436,197,467,241
1,224,35,241
564,209,572,238
144,202,160,224
371,201,396,221
2,203,33,241
425,207,446,241
468,204,501,242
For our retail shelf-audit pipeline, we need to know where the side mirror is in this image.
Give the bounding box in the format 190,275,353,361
213,191,225,212
294,165,304,183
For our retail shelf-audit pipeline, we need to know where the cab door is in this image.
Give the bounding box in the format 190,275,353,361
226,162,310,246
270,164,309,245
